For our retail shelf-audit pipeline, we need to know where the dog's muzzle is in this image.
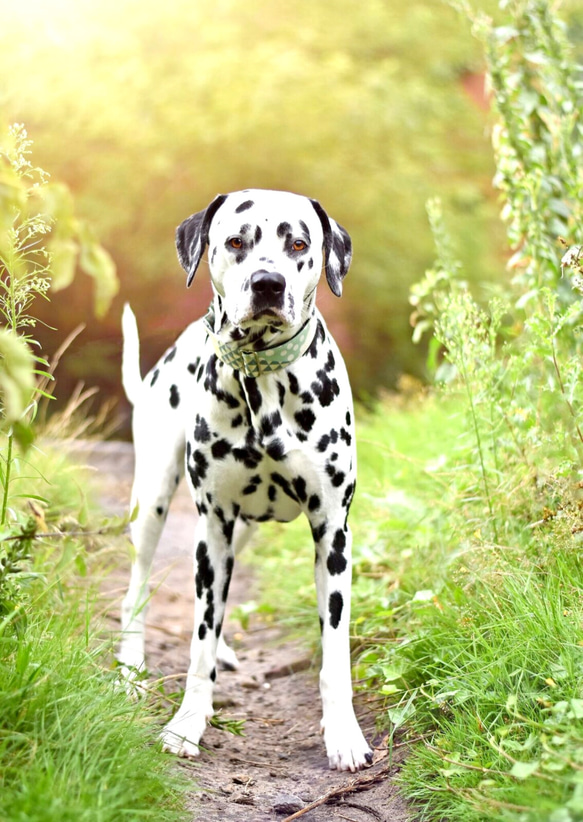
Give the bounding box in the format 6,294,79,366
250,270,285,315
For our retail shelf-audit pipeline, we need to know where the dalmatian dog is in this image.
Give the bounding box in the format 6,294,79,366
118,189,373,772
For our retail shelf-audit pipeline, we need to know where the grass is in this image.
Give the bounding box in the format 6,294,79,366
0,442,189,822
244,390,583,821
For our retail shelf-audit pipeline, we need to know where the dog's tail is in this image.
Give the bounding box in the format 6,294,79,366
121,303,142,406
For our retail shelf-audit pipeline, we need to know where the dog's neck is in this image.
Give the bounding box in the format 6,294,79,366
208,292,317,352
202,292,319,379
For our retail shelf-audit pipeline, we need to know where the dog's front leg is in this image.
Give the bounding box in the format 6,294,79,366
160,512,235,758
313,519,372,771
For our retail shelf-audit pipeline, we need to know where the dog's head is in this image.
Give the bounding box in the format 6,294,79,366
175,189,352,331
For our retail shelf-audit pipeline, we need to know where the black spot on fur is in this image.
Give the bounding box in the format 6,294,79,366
210,667,217,682
311,369,340,407
268,484,277,502
317,434,330,452
277,221,292,238
340,428,352,446
254,225,262,244
194,415,211,443
266,439,286,461
211,439,232,460
271,472,298,502
204,355,240,408
307,320,325,359
346,410,352,426
203,589,215,630
150,369,159,387
333,529,347,551
288,371,300,395
326,463,346,488
297,261,304,272
342,482,356,517
222,519,235,544
169,384,180,408
329,591,344,629
188,450,209,489
308,258,314,269
244,376,263,414
223,555,234,602
156,506,164,517
292,476,307,503
236,199,254,213
295,408,316,432
308,494,321,512
327,551,347,575
187,360,200,374
243,475,262,495
231,413,244,428
300,391,314,404
164,347,176,364
232,445,263,469
195,541,214,598
260,411,283,437
319,616,324,633
198,624,207,640
324,350,335,373
277,381,286,406
311,521,327,543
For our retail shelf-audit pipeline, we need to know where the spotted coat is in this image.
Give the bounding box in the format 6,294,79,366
118,189,372,773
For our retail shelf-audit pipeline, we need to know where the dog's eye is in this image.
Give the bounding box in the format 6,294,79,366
228,237,243,249
292,239,307,252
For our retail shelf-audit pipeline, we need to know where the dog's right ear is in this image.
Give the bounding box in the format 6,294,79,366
176,194,228,287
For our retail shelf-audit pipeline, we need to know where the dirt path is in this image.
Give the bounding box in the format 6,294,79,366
84,441,410,822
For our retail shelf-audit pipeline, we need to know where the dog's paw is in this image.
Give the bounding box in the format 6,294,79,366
160,710,209,758
116,660,148,700
216,633,240,671
321,715,373,772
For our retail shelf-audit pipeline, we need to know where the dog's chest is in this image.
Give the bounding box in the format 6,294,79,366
184,341,354,523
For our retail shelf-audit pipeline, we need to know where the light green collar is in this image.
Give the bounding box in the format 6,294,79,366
203,308,317,378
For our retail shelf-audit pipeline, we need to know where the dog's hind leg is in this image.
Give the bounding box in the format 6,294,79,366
118,421,185,677
118,305,187,679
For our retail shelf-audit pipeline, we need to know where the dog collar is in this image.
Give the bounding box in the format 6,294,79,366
203,309,317,378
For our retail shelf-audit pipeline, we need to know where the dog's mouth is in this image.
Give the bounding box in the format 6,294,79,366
237,306,289,329
254,308,282,321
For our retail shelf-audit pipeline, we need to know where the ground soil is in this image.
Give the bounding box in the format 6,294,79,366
83,440,410,822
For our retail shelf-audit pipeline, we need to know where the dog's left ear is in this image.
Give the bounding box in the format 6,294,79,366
176,194,228,287
310,199,353,297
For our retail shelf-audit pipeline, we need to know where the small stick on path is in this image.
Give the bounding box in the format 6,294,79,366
282,763,392,821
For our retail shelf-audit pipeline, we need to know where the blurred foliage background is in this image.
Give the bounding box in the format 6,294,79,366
0,0,579,430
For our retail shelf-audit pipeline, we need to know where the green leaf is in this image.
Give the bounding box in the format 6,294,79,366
510,760,539,779
78,225,119,318
0,328,35,423
388,699,416,729
48,237,78,291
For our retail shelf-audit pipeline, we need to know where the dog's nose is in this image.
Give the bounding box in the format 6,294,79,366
250,271,285,299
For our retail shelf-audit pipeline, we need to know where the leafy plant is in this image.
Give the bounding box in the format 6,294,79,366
0,124,118,535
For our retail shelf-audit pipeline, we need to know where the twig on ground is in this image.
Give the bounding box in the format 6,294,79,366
282,763,393,821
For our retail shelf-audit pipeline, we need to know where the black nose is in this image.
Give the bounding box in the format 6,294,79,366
250,271,285,299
